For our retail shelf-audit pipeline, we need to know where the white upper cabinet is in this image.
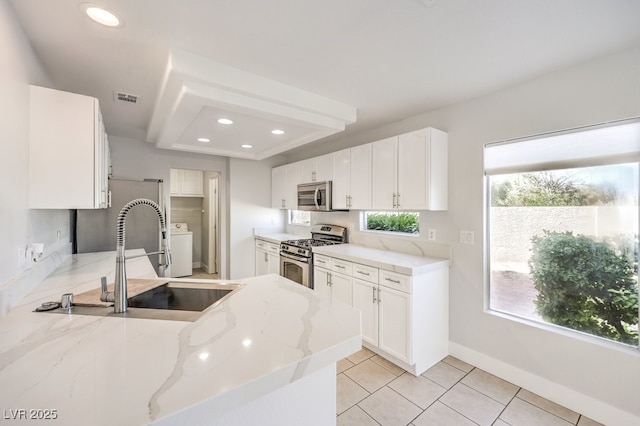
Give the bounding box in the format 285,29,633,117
371,136,398,210
349,144,373,210
398,128,448,210
271,162,302,209
331,148,351,210
170,168,204,197
272,126,447,211
332,144,372,210
29,85,110,209
300,153,332,183
372,128,448,211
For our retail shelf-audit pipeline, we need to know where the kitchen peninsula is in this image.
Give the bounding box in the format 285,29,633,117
0,250,361,425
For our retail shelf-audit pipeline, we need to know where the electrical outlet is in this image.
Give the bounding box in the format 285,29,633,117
427,229,436,241
460,230,475,244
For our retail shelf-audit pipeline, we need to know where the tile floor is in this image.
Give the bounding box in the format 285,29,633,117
337,347,603,426
188,268,219,279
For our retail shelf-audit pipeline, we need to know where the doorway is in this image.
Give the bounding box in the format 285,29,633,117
203,173,219,275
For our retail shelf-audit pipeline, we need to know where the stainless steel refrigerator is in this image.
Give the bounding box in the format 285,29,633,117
76,179,165,275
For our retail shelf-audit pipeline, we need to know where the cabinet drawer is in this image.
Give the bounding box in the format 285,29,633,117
379,270,411,293
255,240,267,250
331,258,352,275
353,263,378,283
314,254,331,269
266,243,279,254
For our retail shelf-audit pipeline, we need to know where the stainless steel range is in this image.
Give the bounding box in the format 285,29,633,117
280,224,347,288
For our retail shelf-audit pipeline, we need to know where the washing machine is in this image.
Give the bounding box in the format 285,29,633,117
170,223,193,277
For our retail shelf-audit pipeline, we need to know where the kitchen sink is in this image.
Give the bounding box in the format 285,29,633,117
128,282,235,312
37,281,244,322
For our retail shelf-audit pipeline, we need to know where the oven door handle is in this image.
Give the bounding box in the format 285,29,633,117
314,188,320,210
280,251,309,263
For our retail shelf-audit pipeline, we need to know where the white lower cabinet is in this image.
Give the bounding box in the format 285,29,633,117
353,269,412,364
313,255,352,305
317,251,449,376
255,239,280,276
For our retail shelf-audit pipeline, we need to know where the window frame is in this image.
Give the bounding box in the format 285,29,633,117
483,118,640,350
288,210,311,226
361,210,420,237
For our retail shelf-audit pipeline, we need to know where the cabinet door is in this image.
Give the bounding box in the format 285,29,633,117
267,252,280,275
181,169,204,196
271,166,287,208
314,153,332,182
300,158,316,183
331,272,352,305
378,285,412,364
313,267,332,299
371,137,398,210
397,128,448,210
29,86,105,209
352,279,378,347
332,148,350,209
169,169,181,195
285,162,302,209
350,144,372,210
255,248,269,276
397,129,428,210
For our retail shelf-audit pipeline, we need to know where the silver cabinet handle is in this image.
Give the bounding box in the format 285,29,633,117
385,277,401,284
335,264,345,269
281,198,286,208
397,193,400,207
328,272,332,287
392,193,397,208
264,252,268,262
356,270,370,276
372,286,377,303
312,171,316,182
378,288,382,302
347,195,352,208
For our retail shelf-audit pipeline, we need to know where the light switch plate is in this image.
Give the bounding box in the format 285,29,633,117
427,229,436,241
460,230,474,244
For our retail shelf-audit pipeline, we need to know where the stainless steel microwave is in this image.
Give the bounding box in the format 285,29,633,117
297,181,333,211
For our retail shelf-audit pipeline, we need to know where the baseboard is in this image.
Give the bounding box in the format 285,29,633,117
192,261,201,269
0,242,72,318
448,341,639,426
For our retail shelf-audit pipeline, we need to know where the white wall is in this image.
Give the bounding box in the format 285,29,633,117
228,157,285,279
0,0,70,288
287,48,640,424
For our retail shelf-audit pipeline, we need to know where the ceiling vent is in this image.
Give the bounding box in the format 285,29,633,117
113,91,140,104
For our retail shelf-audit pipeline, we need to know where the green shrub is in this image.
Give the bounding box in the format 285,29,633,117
365,212,419,234
528,231,638,345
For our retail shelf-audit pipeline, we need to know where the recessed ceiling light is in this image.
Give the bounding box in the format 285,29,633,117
79,3,124,28
271,129,285,135
197,137,211,143
217,118,233,125
241,144,253,149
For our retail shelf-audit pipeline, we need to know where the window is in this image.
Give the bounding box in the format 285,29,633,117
289,210,310,226
363,211,419,235
485,120,639,347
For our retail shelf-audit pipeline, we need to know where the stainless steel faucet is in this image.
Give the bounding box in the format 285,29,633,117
100,198,171,313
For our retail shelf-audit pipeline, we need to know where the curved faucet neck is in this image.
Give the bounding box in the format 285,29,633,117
113,198,168,313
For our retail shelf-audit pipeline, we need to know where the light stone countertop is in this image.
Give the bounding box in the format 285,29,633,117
313,244,450,275
0,250,361,425
254,233,301,244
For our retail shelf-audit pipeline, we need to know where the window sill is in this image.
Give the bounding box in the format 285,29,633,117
485,308,640,356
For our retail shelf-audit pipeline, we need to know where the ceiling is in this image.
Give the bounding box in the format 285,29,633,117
9,0,640,160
